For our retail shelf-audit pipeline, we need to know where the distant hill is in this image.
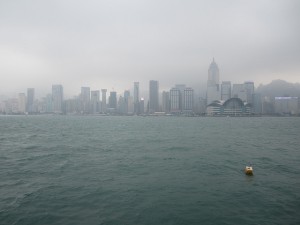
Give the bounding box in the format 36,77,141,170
256,80,300,98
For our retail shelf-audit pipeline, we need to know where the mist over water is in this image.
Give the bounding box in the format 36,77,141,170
1,116,300,225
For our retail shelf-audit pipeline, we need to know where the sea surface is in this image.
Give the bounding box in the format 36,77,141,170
0,116,300,225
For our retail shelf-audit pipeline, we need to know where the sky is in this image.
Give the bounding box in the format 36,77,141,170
0,0,299,98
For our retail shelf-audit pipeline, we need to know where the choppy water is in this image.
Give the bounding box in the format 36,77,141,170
0,116,300,225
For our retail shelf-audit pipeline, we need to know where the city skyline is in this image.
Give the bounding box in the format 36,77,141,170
1,58,299,116
0,57,263,100
1,1,299,97
0,70,257,101
0,57,299,103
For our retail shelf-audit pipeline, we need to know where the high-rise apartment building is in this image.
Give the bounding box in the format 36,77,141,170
149,80,159,113
91,90,100,114
101,89,107,113
274,97,299,115
206,58,220,104
252,93,262,114
183,87,194,112
221,81,231,101
162,91,170,113
18,93,26,113
140,98,145,114
52,84,63,113
244,81,254,104
26,88,35,113
170,87,181,113
133,82,140,114
109,91,117,110
175,84,186,111
44,94,52,113
127,96,134,114
232,84,247,102
81,87,90,113
123,90,130,115
65,97,79,114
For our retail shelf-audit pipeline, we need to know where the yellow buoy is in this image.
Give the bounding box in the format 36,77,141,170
245,166,253,175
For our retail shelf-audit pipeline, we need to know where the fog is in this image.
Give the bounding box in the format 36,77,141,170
0,0,299,98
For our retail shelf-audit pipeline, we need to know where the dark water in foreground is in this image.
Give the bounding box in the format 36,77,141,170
0,116,300,225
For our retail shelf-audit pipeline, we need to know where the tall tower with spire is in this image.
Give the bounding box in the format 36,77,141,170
207,58,219,86
206,58,220,105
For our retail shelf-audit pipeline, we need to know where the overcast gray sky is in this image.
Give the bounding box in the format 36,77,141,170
0,0,299,97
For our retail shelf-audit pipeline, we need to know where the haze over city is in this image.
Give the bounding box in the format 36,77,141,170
1,0,300,98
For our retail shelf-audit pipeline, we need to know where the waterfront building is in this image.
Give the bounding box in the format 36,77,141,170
162,91,170,113
18,93,26,113
91,90,100,114
274,97,299,115
44,94,53,113
206,100,223,116
149,80,159,113
65,97,80,114
26,88,35,113
183,87,194,113
101,89,107,113
81,87,90,113
133,82,140,114
206,58,220,105
170,88,181,113
175,84,186,111
252,93,262,114
3,98,18,114
123,90,130,115
197,97,207,114
118,96,125,114
206,98,251,116
140,98,145,114
221,81,231,101
262,97,275,115
232,84,247,102
52,84,63,113
127,96,134,114
108,91,117,110
244,81,255,104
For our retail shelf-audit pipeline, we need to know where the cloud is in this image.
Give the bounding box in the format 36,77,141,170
0,0,299,97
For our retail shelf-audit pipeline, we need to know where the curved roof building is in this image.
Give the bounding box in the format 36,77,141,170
206,98,252,116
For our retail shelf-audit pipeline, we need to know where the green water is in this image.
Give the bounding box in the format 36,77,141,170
0,116,300,224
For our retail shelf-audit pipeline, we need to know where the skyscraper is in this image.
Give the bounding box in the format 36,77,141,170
252,93,262,114
109,91,117,110
244,81,254,104
133,82,139,114
170,87,181,113
91,90,100,114
81,87,90,113
175,84,186,111
123,90,130,114
221,81,231,101
18,93,26,113
183,87,194,112
44,94,52,113
52,84,63,113
139,98,145,114
206,58,220,104
162,91,170,113
232,84,247,102
26,88,35,113
101,89,107,113
149,80,159,113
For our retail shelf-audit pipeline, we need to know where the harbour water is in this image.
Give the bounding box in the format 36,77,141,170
0,116,300,225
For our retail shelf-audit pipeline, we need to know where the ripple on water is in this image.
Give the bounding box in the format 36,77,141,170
0,116,300,225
